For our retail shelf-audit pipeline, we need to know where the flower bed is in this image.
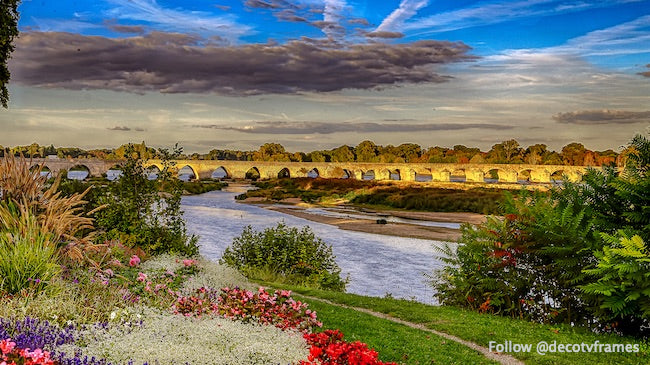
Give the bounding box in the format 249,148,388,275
174,287,322,332
301,330,398,365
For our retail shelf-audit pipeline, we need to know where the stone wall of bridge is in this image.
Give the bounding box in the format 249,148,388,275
23,158,594,184
147,160,591,184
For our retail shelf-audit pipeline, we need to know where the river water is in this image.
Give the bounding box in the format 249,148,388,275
181,186,453,304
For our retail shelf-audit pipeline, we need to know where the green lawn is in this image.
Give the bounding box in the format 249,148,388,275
257,282,650,365
300,297,496,364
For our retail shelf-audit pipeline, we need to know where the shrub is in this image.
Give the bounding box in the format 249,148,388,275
582,231,650,336
95,144,199,256
0,229,60,295
432,133,650,336
0,154,95,263
221,223,346,291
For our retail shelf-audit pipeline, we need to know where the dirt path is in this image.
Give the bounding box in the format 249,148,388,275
299,294,525,365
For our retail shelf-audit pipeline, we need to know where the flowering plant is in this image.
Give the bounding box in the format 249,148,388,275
1,338,56,365
173,287,322,332
301,330,398,365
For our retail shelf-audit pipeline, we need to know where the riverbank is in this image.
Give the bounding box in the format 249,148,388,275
239,197,486,241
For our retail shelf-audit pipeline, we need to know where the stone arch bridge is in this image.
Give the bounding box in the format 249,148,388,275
26,158,594,184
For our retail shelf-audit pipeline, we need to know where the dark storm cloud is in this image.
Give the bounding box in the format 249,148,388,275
365,31,404,39
639,64,650,77
11,31,475,95
193,121,512,134
553,110,650,124
107,126,131,131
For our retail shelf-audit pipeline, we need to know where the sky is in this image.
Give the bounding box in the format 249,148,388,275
1,0,649,153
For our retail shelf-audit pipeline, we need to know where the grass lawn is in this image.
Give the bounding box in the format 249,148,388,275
257,282,650,365
303,297,497,365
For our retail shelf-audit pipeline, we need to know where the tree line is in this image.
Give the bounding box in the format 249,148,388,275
1,139,630,166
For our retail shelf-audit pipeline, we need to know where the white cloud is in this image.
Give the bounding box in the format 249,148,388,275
376,0,429,32
105,0,253,41
402,0,641,36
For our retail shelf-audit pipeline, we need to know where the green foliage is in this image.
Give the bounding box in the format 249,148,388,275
582,232,650,331
243,178,506,214
221,222,346,291
95,144,199,256
1,0,20,108
433,133,650,336
0,229,60,295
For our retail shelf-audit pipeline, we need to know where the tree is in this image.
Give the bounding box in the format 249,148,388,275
355,140,378,162
330,145,354,162
561,142,587,166
524,144,548,165
1,0,20,108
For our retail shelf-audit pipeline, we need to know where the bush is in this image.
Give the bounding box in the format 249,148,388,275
95,144,199,256
221,223,346,291
0,230,59,295
582,232,650,336
432,133,650,336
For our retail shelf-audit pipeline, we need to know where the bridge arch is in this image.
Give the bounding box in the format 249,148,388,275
106,164,123,181
178,165,198,181
362,170,375,180
307,168,320,178
67,165,91,180
145,164,162,180
518,168,532,184
449,168,467,183
245,167,261,180
211,166,230,179
29,164,49,178
278,167,291,179
411,168,432,182
388,169,401,181
327,166,351,179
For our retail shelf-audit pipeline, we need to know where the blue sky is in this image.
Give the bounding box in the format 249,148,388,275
2,0,649,152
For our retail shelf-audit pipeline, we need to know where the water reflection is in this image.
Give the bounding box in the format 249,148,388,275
182,188,450,304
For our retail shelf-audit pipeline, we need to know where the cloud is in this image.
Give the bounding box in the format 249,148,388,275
377,0,429,32
106,23,146,34
640,64,650,77
105,0,253,41
553,110,650,124
348,18,370,26
11,31,474,95
193,121,512,134
403,0,639,36
365,31,404,39
107,126,131,131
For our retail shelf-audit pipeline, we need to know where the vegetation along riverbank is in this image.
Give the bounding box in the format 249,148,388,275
1,134,649,364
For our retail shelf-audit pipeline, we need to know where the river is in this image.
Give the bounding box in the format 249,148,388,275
181,186,453,304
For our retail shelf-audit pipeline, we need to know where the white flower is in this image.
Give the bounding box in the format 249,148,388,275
110,312,117,320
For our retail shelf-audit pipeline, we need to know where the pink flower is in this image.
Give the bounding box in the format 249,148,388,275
280,290,291,298
104,269,114,277
137,272,148,282
129,255,141,267
182,259,196,267
0,338,16,354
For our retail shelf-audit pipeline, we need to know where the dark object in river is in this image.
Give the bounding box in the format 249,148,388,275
376,219,388,225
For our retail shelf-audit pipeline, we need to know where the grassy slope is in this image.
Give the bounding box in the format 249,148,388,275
257,282,649,365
